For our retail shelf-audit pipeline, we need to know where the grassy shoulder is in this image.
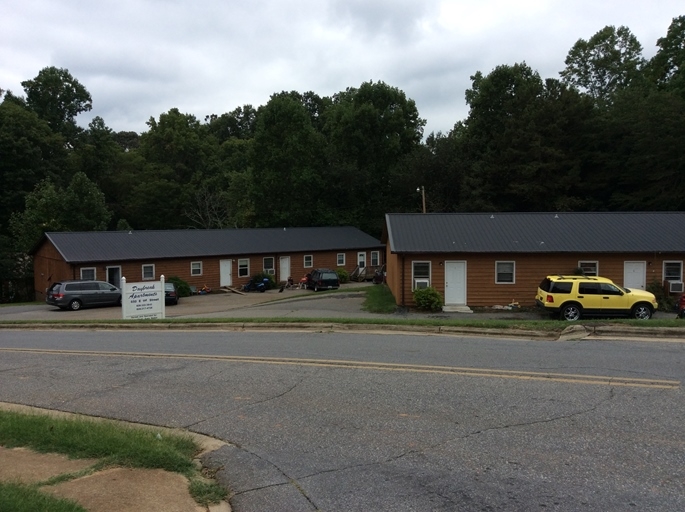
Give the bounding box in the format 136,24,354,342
0,410,227,507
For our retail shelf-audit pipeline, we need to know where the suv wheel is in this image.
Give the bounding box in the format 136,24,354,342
69,299,82,311
314,284,319,292
631,303,652,320
560,303,581,321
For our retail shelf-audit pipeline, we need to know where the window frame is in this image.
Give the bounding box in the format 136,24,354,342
663,261,683,281
412,261,431,289
371,251,380,267
578,260,598,276
304,255,313,268
238,259,250,278
142,264,155,280
263,257,275,275
80,267,96,280
337,253,345,266
190,261,203,276
495,261,515,284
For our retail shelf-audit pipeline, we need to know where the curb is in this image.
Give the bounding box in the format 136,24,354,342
2,321,684,341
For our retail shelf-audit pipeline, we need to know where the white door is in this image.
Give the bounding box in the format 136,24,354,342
220,259,232,287
279,256,290,283
358,252,366,268
623,261,646,290
445,261,466,305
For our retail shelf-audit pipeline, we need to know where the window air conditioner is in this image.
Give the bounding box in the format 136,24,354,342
266,269,275,275
669,281,684,293
414,278,430,290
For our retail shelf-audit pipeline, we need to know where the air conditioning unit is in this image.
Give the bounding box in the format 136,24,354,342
669,281,684,293
266,269,275,275
413,278,430,290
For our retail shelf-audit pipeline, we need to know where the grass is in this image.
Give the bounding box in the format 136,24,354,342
0,410,227,508
0,482,87,512
362,284,399,313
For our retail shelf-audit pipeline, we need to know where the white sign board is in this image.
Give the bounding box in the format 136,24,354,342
121,275,165,320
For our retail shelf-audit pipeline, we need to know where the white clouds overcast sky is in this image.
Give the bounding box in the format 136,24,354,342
1,1,682,136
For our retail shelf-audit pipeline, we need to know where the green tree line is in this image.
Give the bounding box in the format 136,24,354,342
1,16,684,301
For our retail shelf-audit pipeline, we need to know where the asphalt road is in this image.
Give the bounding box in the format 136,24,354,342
1,329,683,511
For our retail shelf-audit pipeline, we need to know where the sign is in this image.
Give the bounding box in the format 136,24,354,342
121,275,166,320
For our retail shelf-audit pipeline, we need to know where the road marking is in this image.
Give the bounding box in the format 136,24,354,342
0,348,680,389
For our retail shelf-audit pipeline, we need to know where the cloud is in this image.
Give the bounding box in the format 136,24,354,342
1,0,682,136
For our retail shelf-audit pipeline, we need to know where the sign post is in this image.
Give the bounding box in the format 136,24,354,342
121,275,165,320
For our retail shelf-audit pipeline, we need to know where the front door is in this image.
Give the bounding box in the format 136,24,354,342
624,261,646,290
279,256,291,283
357,252,366,268
445,261,466,305
107,266,121,288
220,259,232,287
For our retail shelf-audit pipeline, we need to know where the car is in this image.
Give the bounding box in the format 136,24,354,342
164,282,179,305
536,275,658,321
306,269,340,292
46,280,122,311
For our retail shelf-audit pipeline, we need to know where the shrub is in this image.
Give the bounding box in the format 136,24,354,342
336,268,349,284
413,286,443,312
251,271,276,290
167,276,191,297
647,279,675,312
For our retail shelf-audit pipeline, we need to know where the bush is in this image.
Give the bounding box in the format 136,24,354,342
336,268,349,284
167,276,192,297
647,279,675,312
251,271,276,290
413,286,443,312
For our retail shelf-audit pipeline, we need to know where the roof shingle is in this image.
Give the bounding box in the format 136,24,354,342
385,212,685,253
40,227,382,263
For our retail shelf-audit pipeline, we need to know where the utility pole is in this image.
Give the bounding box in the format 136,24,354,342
416,186,426,213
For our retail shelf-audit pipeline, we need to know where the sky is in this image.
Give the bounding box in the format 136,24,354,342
1,1,682,137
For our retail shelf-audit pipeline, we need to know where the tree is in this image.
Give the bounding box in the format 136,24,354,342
323,81,425,233
140,108,219,184
205,105,258,143
0,99,67,234
250,93,327,227
73,116,122,188
561,25,645,105
460,63,593,211
9,173,111,252
21,67,92,141
648,15,685,95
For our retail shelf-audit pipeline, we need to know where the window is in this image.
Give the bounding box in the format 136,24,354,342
578,261,598,276
80,267,96,280
304,255,313,268
412,261,430,289
190,261,203,276
238,259,249,278
495,261,515,284
579,282,601,294
337,253,345,266
371,251,380,266
664,261,683,281
263,257,275,275
142,264,155,280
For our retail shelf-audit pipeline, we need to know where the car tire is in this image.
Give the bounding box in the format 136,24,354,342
631,303,652,320
314,284,319,292
69,299,82,311
560,303,581,321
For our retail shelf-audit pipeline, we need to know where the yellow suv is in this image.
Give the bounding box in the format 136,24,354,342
536,275,658,321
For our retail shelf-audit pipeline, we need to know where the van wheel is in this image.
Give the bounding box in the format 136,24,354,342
69,299,82,311
560,303,581,321
631,303,652,320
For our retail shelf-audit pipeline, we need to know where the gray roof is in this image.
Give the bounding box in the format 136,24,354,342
385,212,685,253
39,227,382,263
